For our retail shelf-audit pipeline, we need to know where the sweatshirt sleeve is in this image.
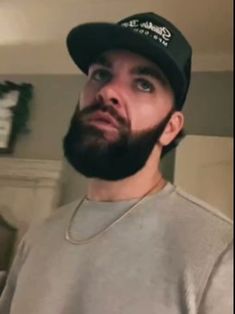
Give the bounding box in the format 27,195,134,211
199,242,233,314
0,237,29,314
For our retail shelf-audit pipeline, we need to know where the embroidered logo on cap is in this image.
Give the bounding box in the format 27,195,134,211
120,19,172,47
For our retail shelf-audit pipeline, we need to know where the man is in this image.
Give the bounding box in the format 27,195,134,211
0,12,233,314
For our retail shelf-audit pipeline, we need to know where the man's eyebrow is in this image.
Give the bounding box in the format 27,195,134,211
91,55,112,68
131,66,169,86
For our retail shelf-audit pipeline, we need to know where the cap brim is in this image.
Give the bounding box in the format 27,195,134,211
67,23,185,105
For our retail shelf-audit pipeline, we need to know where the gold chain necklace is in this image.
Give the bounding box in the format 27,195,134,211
65,177,164,245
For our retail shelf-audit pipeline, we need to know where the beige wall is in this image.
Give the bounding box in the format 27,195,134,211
175,135,233,218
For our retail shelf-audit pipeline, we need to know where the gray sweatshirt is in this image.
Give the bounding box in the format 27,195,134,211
0,183,233,314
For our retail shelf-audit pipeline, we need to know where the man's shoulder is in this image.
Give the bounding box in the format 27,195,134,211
157,183,233,261
23,199,80,247
172,185,232,227
170,184,232,247
160,184,233,301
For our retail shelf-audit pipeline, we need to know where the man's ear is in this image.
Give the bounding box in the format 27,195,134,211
159,111,184,146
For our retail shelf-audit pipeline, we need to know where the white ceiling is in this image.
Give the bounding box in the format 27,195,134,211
0,0,233,74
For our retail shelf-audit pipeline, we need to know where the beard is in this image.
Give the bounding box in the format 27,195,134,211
63,101,172,181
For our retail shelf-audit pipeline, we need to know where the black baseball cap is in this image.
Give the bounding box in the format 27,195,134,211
66,12,192,109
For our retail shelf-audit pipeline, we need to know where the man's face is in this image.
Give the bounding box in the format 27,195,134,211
63,50,174,180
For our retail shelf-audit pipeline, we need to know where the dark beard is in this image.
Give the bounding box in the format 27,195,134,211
63,102,173,181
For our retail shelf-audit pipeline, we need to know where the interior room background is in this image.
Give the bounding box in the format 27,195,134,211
0,2,233,272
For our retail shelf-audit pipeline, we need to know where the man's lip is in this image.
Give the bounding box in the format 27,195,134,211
88,112,119,128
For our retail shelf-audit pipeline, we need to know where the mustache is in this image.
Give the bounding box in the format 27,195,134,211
77,101,129,127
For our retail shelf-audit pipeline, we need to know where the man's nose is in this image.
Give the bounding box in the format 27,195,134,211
95,82,122,108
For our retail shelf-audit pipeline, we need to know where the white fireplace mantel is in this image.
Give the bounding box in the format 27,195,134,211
0,158,63,240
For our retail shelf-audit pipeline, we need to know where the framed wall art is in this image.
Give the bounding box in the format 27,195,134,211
0,81,33,153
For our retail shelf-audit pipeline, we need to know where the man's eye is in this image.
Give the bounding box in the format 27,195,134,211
135,79,155,92
91,69,111,82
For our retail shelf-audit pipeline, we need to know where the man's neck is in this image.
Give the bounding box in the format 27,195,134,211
87,173,166,202
86,148,166,201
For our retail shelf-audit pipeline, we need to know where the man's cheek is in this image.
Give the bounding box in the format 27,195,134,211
80,83,97,106
79,92,86,110
79,98,94,112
